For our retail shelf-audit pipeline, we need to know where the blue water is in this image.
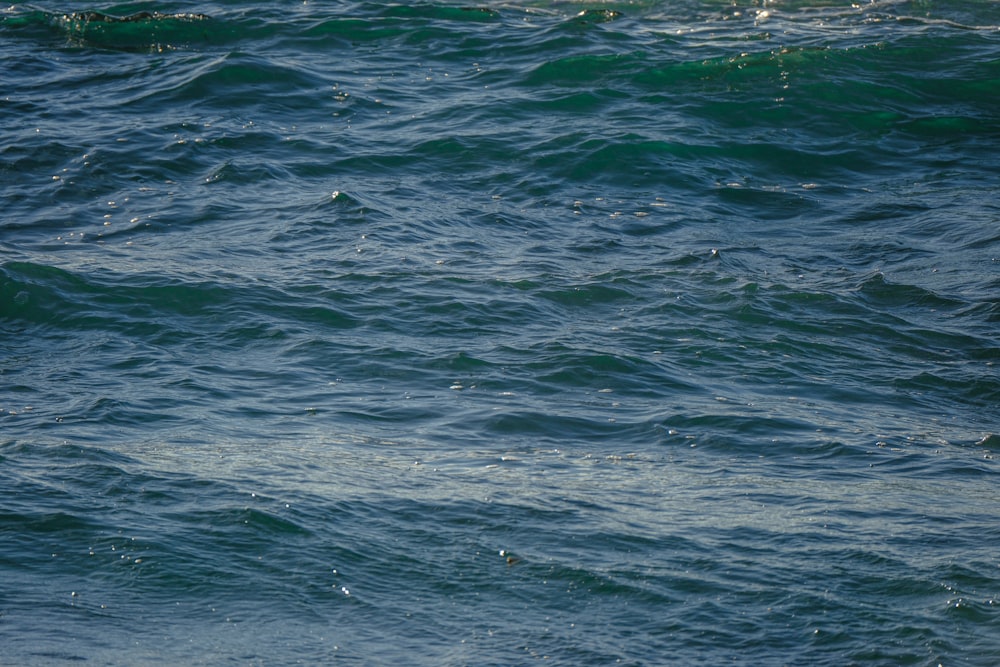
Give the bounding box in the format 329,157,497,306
2,1,999,665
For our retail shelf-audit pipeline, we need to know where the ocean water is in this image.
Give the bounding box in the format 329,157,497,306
1,1,999,664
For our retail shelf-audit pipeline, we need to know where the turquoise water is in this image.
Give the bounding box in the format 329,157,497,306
2,1,999,664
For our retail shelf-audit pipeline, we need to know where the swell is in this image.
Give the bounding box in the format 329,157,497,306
4,3,996,231
3,231,996,443
2,7,228,51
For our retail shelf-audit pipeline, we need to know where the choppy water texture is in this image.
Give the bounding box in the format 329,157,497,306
2,1,1000,665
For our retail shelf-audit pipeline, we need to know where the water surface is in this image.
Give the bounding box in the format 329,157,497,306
2,1,999,664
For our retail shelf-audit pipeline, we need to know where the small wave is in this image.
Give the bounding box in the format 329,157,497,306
1,6,241,51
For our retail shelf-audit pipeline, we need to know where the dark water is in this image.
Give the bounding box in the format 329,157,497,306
2,1,999,664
